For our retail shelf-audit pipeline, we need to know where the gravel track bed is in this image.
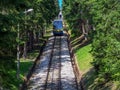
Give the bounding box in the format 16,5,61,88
27,36,77,90
27,37,55,90
60,36,77,90
45,36,61,90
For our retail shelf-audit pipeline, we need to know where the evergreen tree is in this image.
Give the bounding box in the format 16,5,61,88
63,0,120,82
0,0,58,89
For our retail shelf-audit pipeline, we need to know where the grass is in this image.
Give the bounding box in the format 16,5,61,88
20,60,33,77
1,27,50,89
11,49,40,89
75,44,93,73
20,49,39,78
71,35,120,90
17,30,50,86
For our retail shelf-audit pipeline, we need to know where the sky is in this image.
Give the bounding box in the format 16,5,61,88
58,0,62,10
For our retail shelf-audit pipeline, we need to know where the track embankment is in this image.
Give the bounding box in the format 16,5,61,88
22,35,82,90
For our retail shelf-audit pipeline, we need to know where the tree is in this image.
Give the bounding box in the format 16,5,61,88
0,0,58,89
63,0,120,82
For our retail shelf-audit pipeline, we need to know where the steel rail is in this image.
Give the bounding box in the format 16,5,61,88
44,36,56,90
58,36,62,90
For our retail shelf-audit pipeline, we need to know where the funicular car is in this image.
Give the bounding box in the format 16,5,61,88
53,19,63,36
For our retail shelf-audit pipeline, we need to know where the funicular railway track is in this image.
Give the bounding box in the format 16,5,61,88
44,36,61,90
27,36,80,90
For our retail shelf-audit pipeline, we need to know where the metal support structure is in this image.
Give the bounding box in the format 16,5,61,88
17,23,20,79
16,8,34,79
23,9,34,59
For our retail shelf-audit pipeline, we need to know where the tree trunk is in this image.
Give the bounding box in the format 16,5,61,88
35,32,39,43
17,23,20,79
41,30,44,38
85,19,89,34
23,42,27,59
82,23,87,40
29,30,34,51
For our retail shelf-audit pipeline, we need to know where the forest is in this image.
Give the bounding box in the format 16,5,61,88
0,0,120,89
63,0,120,89
0,0,58,89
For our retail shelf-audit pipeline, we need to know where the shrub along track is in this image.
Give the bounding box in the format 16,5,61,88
22,35,83,90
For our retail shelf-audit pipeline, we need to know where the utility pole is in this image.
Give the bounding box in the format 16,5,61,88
23,9,34,59
17,23,20,79
16,9,34,79
23,9,27,59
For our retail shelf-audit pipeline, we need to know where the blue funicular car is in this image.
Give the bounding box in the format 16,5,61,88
53,19,63,36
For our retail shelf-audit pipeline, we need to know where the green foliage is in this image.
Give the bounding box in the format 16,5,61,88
63,0,94,37
75,44,93,72
63,0,120,83
91,0,120,81
0,0,58,89
0,57,18,89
